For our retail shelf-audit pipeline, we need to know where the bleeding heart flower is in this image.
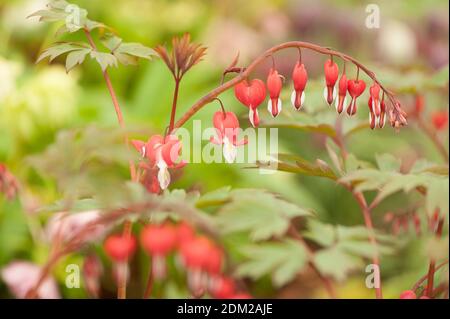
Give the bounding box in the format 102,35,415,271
323,59,339,105
141,223,177,280
211,276,235,299
234,79,266,127
176,221,196,246
335,72,348,114
179,236,214,294
291,62,308,110
379,99,386,128
431,110,448,130
210,111,247,163
132,135,186,190
104,234,137,262
83,254,103,298
1,261,60,299
368,97,376,129
400,290,417,299
230,293,252,299
0,163,19,200
369,83,381,117
266,68,283,117
346,79,366,116
414,94,425,115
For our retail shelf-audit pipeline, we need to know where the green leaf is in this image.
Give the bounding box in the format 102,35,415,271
90,51,118,71
376,153,401,172
28,9,68,22
216,189,312,241
85,20,106,32
48,0,70,10
196,186,231,208
313,247,363,281
37,42,89,63
261,119,336,138
304,219,336,247
325,139,344,175
102,34,123,52
236,240,308,287
116,43,157,60
426,177,449,218
256,153,337,180
65,48,91,72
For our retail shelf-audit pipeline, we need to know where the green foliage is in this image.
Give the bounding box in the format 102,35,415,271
236,240,308,287
33,1,157,72
257,153,337,180
27,126,135,205
305,220,395,281
215,188,312,241
340,154,449,218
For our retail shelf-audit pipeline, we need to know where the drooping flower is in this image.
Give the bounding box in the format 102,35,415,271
266,68,283,117
369,83,381,115
132,134,186,191
431,110,448,130
346,79,366,116
0,163,19,200
368,95,385,129
1,261,60,299
414,94,425,115
323,59,339,105
234,79,266,127
291,62,308,110
211,276,235,299
176,221,196,246
179,236,214,294
83,254,103,298
335,72,348,114
141,223,177,279
400,290,417,299
210,111,247,163
104,234,137,262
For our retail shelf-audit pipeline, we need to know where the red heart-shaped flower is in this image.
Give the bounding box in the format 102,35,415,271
347,79,366,97
104,234,137,262
234,79,266,109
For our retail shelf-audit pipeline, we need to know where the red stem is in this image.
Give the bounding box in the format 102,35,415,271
353,191,383,299
168,79,181,132
83,28,135,299
143,263,153,299
174,41,399,130
417,115,449,164
332,121,383,299
288,225,337,298
425,217,444,297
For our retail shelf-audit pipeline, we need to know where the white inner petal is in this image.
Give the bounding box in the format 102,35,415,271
157,160,170,190
290,91,296,109
222,136,237,163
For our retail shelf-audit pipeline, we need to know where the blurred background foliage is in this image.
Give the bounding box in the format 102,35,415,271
0,0,448,298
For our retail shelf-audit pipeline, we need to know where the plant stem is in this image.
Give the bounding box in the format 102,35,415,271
412,259,448,292
174,41,401,130
331,126,383,299
168,79,181,132
143,263,153,299
352,191,383,299
425,217,444,297
417,116,449,163
288,224,337,299
83,28,135,298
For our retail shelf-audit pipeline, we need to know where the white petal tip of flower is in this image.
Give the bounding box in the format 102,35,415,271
291,91,305,110
223,138,237,164
157,161,171,190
